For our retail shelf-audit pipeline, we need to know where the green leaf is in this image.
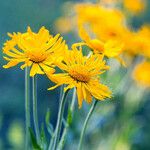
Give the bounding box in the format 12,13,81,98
45,109,51,127
45,109,54,136
29,127,42,150
67,108,72,125
47,123,54,136
40,123,48,150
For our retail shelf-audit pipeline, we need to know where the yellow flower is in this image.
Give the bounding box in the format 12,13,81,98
3,26,67,76
47,47,111,108
54,17,73,34
124,25,150,57
123,0,145,14
80,27,123,57
132,61,150,87
75,3,127,41
100,0,118,5
135,25,150,58
74,26,125,66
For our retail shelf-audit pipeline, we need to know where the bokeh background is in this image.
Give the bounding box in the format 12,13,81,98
0,0,150,150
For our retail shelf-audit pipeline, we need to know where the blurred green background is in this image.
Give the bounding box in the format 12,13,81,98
0,0,150,150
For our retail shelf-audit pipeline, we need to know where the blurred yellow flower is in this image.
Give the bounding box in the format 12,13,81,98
78,26,124,58
123,0,145,14
54,17,72,34
124,25,150,57
74,2,150,60
47,47,111,108
3,26,67,76
75,3,127,41
74,26,125,66
135,25,150,58
133,61,150,87
100,0,118,5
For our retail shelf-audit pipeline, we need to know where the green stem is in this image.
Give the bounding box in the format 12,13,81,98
25,67,30,150
32,75,40,143
78,100,98,150
48,85,64,150
58,88,76,150
48,134,55,150
52,90,69,150
70,88,76,113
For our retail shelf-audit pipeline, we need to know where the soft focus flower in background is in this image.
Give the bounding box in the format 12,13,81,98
133,61,150,87
75,3,126,41
77,26,124,65
54,17,73,34
123,0,145,14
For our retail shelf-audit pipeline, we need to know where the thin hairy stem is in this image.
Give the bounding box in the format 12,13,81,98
25,67,30,150
78,100,98,150
51,90,69,150
58,88,76,150
32,75,40,143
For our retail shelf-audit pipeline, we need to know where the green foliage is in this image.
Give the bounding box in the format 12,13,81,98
29,127,42,150
67,107,72,125
40,123,48,150
45,109,54,136
45,109,51,127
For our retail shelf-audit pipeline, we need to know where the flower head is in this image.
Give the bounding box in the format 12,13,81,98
124,0,145,14
79,27,123,58
74,26,125,66
123,25,150,57
75,3,127,41
47,46,111,108
3,26,67,76
133,61,150,87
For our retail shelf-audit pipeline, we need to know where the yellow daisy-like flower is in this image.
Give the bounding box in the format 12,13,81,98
3,26,67,76
75,3,127,41
123,25,150,57
123,0,145,14
74,26,125,66
47,47,111,108
133,61,150,87
79,27,123,57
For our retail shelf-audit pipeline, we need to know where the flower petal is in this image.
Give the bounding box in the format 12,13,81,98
30,64,44,77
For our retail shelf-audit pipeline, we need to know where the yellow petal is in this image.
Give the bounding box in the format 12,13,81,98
85,89,92,104
30,64,44,77
76,83,84,108
115,56,126,67
48,84,62,90
20,60,32,70
40,63,55,73
82,84,92,104
79,26,91,43
3,61,19,68
64,84,75,92
20,63,27,70
104,40,123,58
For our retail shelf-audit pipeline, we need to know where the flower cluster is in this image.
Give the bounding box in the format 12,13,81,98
54,0,150,88
2,1,150,150
3,25,115,108
74,3,148,57
47,46,111,108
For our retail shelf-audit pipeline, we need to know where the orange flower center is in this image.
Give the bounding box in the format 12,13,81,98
69,65,90,82
26,51,47,63
108,31,117,37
